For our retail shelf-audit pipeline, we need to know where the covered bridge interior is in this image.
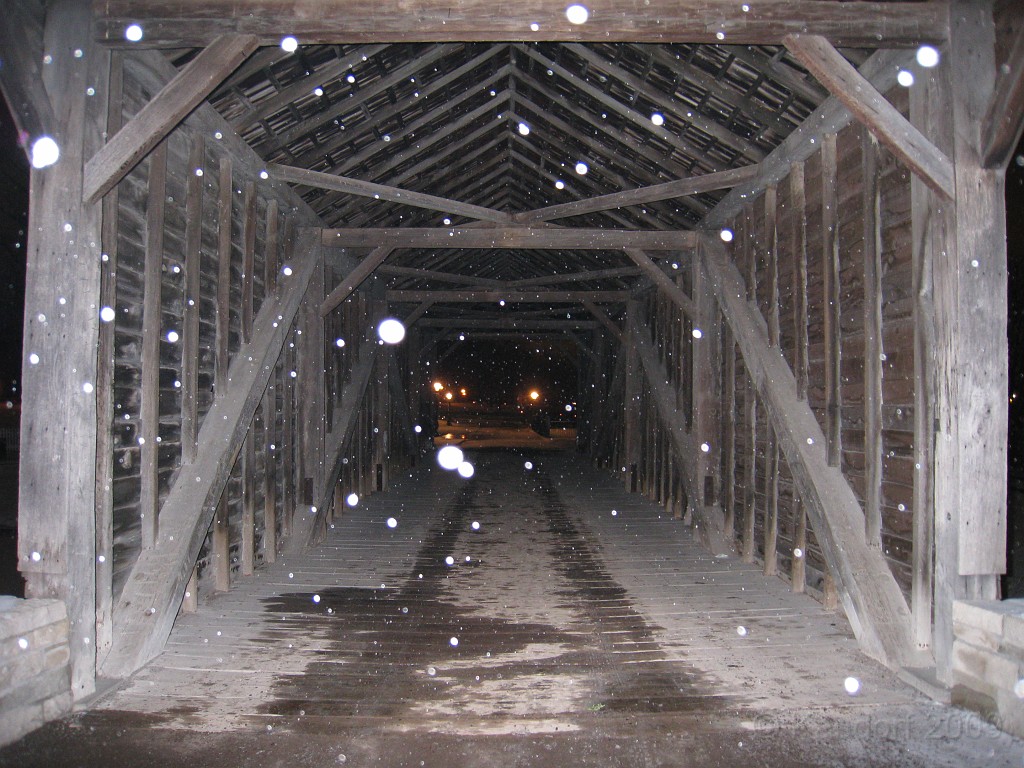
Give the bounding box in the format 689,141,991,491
1,0,1023,763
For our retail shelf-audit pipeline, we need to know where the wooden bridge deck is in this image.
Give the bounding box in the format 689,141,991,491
4,442,1019,766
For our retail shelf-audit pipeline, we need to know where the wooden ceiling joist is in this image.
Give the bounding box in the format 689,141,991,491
389,290,629,303
83,33,259,203
94,0,949,48
321,226,697,250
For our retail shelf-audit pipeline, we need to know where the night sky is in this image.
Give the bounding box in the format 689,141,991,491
0,99,28,397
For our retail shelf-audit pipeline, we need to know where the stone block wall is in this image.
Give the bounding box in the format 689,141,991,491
952,599,1024,739
0,597,72,747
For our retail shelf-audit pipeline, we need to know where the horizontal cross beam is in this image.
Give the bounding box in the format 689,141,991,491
321,227,697,250
416,318,598,330
270,163,513,224
94,1,949,47
514,165,760,224
387,289,631,303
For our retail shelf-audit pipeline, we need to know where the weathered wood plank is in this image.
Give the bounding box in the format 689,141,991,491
18,0,109,698
212,496,230,592
95,0,948,47
764,184,780,348
723,328,736,538
100,230,323,679
765,423,779,577
241,180,257,344
180,135,204,465
139,140,166,550
83,34,258,203
321,227,698,251
216,157,232,386
515,165,759,224
792,495,807,593
0,0,56,153
783,34,954,200
387,289,631,303
241,423,256,577
820,133,842,468
701,236,920,669
862,132,884,547
271,164,512,224
790,161,809,400
262,395,278,563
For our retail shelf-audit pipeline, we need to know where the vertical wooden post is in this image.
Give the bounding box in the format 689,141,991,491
764,184,780,348
181,567,198,613
822,568,839,611
821,132,843,468
95,50,122,665
213,495,230,592
742,376,757,563
241,180,257,343
181,135,204,464
723,329,736,540
263,386,278,563
216,157,233,383
241,421,256,576
862,130,884,548
792,495,807,593
790,161,809,400
282,344,295,538
622,302,641,491
764,422,779,577
140,141,166,550
17,0,109,697
928,1,1006,680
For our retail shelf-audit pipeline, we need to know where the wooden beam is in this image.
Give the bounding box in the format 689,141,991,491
783,34,955,200
862,132,884,547
417,318,598,330
0,0,56,152
95,1,948,47
270,164,512,224
624,249,696,318
701,236,921,669
790,161,809,400
515,165,760,225
83,34,257,204
704,49,914,228
139,140,166,550
320,246,393,317
981,23,1024,168
821,133,842,468
100,231,323,679
507,266,642,288
581,300,623,343
181,136,204,465
387,289,630,303
320,227,698,251
379,265,502,288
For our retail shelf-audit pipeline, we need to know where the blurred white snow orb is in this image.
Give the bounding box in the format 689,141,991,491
280,36,298,53
651,113,665,126
897,69,914,87
125,24,143,42
30,137,60,169
565,4,589,24
437,445,464,470
450,636,460,647
916,45,940,68
844,676,861,695
524,461,534,470
346,493,359,507
457,461,475,479
720,228,734,242
377,318,406,344
575,161,589,175
386,517,398,529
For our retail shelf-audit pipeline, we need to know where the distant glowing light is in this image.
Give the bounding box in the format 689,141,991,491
437,445,464,471
125,24,143,42
529,390,540,401
377,318,406,344
575,161,588,175
844,677,861,695
280,36,299,53
566,4,589,24
651,113,664,126
720,228,734,242
518,122,531,136
444,392,453,401
346,493,359,507
30,136,60,169
386,517,398,529
916,45,940,68
433,381,444,392
897,69,915,87
457,462,475,478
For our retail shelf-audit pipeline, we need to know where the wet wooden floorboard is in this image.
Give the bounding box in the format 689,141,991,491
13,447,1018,766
